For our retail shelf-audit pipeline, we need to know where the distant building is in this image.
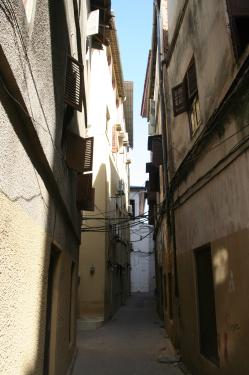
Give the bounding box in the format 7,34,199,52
142,0,249,374
130,187,155,293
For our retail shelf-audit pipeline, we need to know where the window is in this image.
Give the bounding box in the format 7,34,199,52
172,59,201,135
129,199,135,218
172,83,187,116
227,0,249,58
112,125,118,153
195,245,219,365
64,56,83,112
147,135,163,167
65,132,94,173
189,95,201,134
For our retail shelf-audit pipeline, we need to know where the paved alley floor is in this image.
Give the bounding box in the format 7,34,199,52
72,293,184,375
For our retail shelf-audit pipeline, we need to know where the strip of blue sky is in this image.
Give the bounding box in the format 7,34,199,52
111,0,153,186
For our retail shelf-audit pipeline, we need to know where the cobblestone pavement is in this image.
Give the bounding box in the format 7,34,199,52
72,293,184,375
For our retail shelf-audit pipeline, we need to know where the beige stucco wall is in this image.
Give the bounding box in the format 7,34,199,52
0,191,78,375
0,0,90,373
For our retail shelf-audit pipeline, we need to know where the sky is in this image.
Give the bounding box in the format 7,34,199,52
111,0,153,187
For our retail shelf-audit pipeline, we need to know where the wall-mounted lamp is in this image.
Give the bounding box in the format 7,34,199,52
90,264,95,275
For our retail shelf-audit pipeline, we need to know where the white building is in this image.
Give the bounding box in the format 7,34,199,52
130,187,155,293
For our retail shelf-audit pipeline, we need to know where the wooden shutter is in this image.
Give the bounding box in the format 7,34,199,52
112,125,118,153
172,83,187,116
148,202,155,225
83,137,94,172
227,0,249,15
149,170,160,192
77,173,95,211
152,135,163,167
148,135,153,151
64,56,83,112
186,60,197,99
66,132,94,173
147,190,157,203
146,162,158,174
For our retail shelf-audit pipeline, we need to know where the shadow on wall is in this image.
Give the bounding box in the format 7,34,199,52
6,1,80,375
79,163,108,319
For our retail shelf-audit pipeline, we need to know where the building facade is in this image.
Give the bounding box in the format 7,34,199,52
0,1,93,374
78,13,133,326
130,186,155,293
143,0,249,374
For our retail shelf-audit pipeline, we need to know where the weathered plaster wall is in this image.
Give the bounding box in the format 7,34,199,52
167,0,239,170
0,0,88,373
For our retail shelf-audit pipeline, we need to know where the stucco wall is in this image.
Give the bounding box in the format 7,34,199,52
79,45,130,321
167,0,240,170
0,0,88,373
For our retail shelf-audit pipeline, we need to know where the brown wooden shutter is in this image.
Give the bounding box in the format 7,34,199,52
112,125,118,153
66,132,94,173
77,173,95,211
186,60,197,99
83,137,94,172
227,0,249,15
149,170,160,192
64,56,83,112
172,83,187,116
146,162,158,174
152,135,163,167
148,202,155,225
148,136,153,151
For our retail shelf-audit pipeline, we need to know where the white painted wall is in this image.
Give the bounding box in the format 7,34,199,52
130,189,155,293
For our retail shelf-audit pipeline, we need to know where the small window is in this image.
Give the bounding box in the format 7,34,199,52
172,59,201,135
172,83,187,116
129,199,135,218
77,173,95,211
227,0,249,58
64,56,83,112
189,95,201,135
112,125,118,153
65,132,94,173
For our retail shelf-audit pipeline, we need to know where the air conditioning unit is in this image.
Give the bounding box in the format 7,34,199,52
122,132,129,146
128,205,133,216
118,131,125,139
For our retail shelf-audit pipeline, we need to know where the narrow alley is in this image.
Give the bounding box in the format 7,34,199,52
73,293,183,375
1,0,249,374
